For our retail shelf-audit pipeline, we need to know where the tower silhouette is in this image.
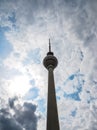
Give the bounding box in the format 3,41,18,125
43,39,60,130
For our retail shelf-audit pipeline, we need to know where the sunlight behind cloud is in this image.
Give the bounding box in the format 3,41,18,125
8,75,31,97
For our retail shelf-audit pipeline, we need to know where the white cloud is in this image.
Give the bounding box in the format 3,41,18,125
0,0,97,130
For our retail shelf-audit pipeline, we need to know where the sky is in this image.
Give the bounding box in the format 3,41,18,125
0,0,97,130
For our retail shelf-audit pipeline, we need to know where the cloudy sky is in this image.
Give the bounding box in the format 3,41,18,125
0,0,97,130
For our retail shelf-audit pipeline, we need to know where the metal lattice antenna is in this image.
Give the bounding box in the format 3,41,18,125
49,39,51,52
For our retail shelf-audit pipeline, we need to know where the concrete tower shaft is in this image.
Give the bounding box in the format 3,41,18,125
43,40,60,130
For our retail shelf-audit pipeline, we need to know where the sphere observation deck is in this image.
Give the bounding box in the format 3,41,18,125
43,40,58,70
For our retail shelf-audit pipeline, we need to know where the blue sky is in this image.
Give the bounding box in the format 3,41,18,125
0,27,13,59
0,0,97,130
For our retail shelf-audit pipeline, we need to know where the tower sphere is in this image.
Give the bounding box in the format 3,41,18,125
43,52,58,70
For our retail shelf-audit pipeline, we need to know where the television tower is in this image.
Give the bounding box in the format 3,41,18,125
43,39,60,130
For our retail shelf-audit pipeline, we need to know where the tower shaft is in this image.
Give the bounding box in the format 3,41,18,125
43,40,60,130
47,67,60,130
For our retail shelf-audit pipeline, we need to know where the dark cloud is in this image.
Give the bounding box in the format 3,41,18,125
0,107,23,130
0,97,38,130
15,102,37,130
0,115,23,130
9,96,18,108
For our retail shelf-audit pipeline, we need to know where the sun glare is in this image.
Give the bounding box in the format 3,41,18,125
9,75,31,97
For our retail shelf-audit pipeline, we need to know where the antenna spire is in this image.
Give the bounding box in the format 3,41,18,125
49,39,51,52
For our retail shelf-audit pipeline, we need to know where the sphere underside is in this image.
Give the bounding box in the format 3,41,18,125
43,55,58,70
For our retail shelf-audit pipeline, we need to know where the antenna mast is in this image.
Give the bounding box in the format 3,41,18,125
49,39,51,52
